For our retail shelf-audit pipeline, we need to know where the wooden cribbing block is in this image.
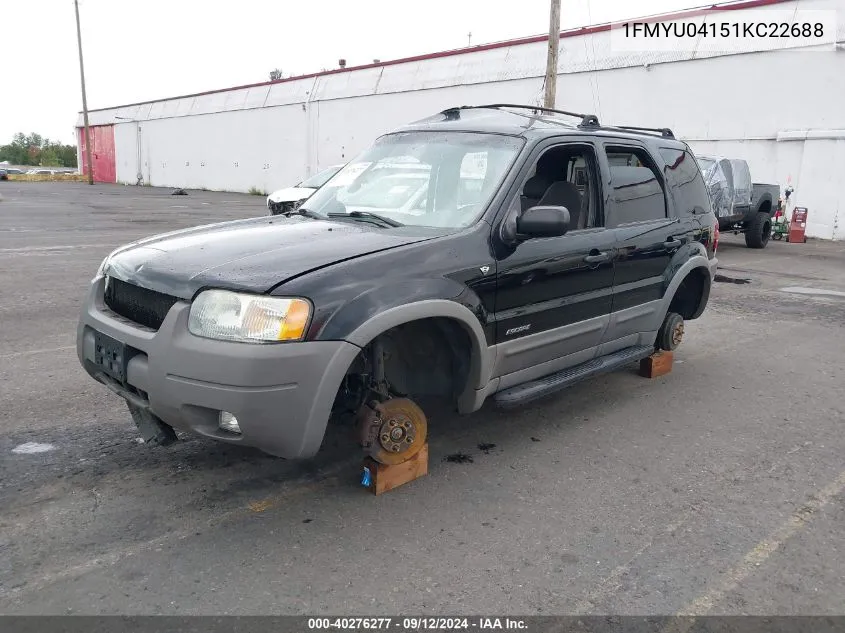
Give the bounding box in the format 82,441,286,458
362,443,428,496
639,350,673,378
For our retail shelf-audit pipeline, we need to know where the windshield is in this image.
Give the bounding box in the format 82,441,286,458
302,132,523,228
299,165,343,189
343,173,429,209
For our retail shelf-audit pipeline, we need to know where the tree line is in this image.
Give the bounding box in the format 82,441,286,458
0,133,78,168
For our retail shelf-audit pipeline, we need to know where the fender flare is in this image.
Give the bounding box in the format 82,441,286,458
344,299,494,412
661,255,714,321
755,194,774,215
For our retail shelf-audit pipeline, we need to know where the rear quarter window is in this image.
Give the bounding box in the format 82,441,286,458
659,148,711,216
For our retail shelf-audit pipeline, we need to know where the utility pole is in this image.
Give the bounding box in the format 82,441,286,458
543,0,561,108
74,0,94,185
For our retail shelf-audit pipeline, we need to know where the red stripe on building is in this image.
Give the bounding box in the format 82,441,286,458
78,125,116,183
80,0,793,115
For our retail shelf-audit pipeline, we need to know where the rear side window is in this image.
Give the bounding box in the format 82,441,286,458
605,147,666,226
660,148,711,216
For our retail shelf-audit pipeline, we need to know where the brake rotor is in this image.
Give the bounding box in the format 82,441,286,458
671,321,685,347
357,398,427,465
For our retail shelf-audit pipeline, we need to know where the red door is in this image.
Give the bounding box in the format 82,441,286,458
78,125,116,183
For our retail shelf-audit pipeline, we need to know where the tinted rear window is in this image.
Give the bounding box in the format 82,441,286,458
660,148,712,216
605,148,666,225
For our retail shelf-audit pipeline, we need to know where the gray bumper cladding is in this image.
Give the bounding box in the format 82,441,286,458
77,278,361,458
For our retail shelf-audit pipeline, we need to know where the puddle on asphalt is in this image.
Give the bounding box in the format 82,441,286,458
780,286,845,298
714,274,751,284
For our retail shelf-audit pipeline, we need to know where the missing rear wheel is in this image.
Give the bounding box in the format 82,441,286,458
657,312,684,352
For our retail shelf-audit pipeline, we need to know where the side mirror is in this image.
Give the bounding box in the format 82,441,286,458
516,205,570,239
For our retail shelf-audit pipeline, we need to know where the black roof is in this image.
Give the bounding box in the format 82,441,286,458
398,104,684,147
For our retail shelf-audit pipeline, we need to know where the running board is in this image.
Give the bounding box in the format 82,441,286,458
494,345,655,408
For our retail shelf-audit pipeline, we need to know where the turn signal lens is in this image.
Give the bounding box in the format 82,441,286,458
279,298,311,340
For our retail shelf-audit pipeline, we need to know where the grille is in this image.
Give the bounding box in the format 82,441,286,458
104,277,179,330
269,200,300,215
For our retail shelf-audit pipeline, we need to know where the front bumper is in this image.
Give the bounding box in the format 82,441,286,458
77,277,361,458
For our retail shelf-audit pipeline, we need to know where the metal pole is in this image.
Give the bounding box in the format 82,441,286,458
74,0,94,185
136,121,143,185
544,0,561,109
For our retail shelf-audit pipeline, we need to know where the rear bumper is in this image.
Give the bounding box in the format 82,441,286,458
77,277,361,458
709,256,718,279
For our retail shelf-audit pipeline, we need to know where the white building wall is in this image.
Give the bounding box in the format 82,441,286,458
81,0,845,238
113,122,137,182
132,105,310,193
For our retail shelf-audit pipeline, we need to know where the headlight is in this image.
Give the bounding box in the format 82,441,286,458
188,290,311,343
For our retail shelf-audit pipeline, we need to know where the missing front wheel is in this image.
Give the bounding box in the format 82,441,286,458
357,398,428,465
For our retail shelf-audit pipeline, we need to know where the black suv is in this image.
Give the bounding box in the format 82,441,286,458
77,105,718,465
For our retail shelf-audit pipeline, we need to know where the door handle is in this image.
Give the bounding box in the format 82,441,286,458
664,238,683,250
584,251,611,264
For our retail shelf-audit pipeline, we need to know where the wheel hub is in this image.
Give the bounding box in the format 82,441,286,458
357,398,428,465
672,322,684,346
379,415,417,454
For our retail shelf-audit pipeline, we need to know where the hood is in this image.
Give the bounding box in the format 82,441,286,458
267,186,316,203
104,216,441,299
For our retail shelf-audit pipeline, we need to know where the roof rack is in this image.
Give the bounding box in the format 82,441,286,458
614,125,675,139
445,104,600,128
440,105,675,139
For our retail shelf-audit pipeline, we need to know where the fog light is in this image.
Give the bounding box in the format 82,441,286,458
219,411,241,434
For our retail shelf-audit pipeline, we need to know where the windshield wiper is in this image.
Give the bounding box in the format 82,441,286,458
328,211,404,227
287,207,327,220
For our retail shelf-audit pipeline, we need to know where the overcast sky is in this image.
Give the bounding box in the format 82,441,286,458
2,0,703,145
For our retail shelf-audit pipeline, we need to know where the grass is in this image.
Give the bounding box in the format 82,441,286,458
248,186,266,196
8,174,88,182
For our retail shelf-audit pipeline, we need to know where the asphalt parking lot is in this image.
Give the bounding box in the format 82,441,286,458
1,182,845,615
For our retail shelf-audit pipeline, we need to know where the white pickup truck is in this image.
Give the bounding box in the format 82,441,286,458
697,156,780,249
